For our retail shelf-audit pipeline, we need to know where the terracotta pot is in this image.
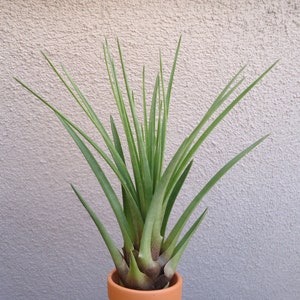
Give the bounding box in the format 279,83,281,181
107,269,182,300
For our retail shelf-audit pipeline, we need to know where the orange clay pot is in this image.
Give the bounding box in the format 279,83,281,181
107,269,182,300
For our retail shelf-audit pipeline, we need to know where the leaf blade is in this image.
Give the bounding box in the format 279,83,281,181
162,134,269,252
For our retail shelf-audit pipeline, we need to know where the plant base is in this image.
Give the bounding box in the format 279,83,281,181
107,269,182,300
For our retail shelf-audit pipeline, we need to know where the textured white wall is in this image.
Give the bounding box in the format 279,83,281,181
1,1,299,299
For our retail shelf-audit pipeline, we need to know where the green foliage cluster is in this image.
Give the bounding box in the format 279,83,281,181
15,37,277,290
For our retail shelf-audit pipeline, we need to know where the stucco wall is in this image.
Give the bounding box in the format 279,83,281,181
1,1,299,299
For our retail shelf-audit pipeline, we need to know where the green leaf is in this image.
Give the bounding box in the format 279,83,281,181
163,67,247,200
164,208,208,279
104,41,148,216
158,62,278,241
138,37,183,265
155,38,181,185
165,35,182,110
176,61,278,176
110,115,144,245
161,160,194,237
61,64,136,193
162,134,269,253
110,115,126,163
58,115,134,253
125,251,153,290
70,184,128,274
14,77,143,227
142,66,148,142
39,52,139,208
140,64,246,257
148,74,160,180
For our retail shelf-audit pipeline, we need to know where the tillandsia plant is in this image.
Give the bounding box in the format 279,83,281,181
15,37,277,290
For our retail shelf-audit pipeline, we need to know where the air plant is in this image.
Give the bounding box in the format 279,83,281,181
15,37,277,290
